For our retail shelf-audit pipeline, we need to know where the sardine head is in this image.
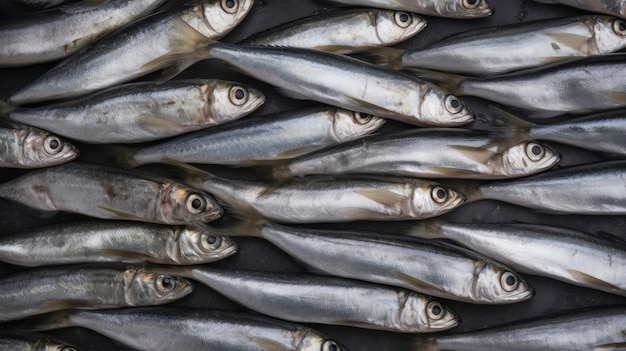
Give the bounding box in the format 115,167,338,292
499,141,560,177
373,10,427,45
331,109,386,141
296,331,346,351
473,263,534,304
591,16,626,54
398,292,459,332
125,267,194,306
419,87,474,127
196,0,254,37
45,342,78,351
175,227,238,264
160,183,223,227
205,80,265,125
435,0,493,19
411,182,465,219
21,127,78,168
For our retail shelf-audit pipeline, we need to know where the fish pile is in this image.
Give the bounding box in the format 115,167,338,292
0,0,625,350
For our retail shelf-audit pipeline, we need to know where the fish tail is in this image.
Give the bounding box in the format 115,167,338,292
479,105,532,144
359,46,406,70
0,98,15,118
167,159,217,187
249,160,293,181
442,179,484,204
17,310,74,332
210,200,268,239
404,68,465,95
395,218,446,240
99,144,140,168
398,335,439,351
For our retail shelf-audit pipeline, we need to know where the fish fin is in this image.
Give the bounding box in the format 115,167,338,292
343,207,387,221
256,179,288,199
448,145,496,164
0,98,15,117
477,105,532,144
18,206,60,219
395,218,446,240
165,159,216,187
96,206,147,221
99,144,140,168
249,161,293,181
16,311,74,332
97,249,155,262
59,0,107,13
251,337,291,351
356,189,407,208
345,96,400,117
545,32,590,53
44,299,99,312
568,270,622,292
358,46,405,70
274,87,312,100
425,166,486,178
210,198,268,238
16,0,65,8
393,271,441,294
403,68,465,95
594,343,626,350
603,91,626,104
313,45,362,54
439,179,484,203
538,56,577,63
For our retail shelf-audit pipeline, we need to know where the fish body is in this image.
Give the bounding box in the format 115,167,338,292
16,0,67,8
323,0,493,19
0,333,77,351
0,122,77,168
534,0,626,19
7,79,264,144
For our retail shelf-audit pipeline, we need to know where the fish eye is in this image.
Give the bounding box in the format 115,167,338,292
613,19,626,36
221,0,238,13
352,111,373,124
229,86,248,106
426,301,445,320
156,275,177,293
200,232,223,251
44,136,62,155
525,142,545,161
462,0,481,9
500,271,519,292
394,12,412,28
431,186,449,204
444,95,463,114
322,340,340,351
186,194,206,215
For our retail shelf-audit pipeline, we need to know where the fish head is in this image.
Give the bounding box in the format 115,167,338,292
195,0,254,37
45,340,79,351
432,0,493,19
331,109,386,141
499,141,560,177
473,263,534,303
205,80,265,124
591,16,626,54
20,127,78,168
419,87,474,127
398,292,459,332
125,267,194,306
297,331,346,351
160,183,223,227
175,227,238,264
410,182,465,218
373,10,427,45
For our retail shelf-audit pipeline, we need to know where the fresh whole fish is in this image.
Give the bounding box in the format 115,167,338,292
408,306,626,351
265,128,560,180
0,220,237,266
239,9,426,52
3,79,265,144
372,15,626,74
322,0,493,19
183,266,459,332
214,220,533,304
111,107,385,167
0,265,193,321
176,164,464,223
0,0,167,67
0,332,78,351
22,308,347,351
0,163,222,227
402,220,626,296
9,0,254,105
0,121,78,168
534,0,626,19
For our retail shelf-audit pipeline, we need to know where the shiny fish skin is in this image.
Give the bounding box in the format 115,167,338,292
403,220,626,296
270,128,560,180
204,42,474,127
119,107,384,167
534,0,626,19
0,332,78,351
0,265,193,322
23,308,346,351
185,266,459,333
16,0,67,8
6,79,265,144
411,306,626,351
0,220,237,266
0,0,166,67
9,0,254,105
0,163,222,227
240,9,426,51
0,122,78,168
324,0,493,19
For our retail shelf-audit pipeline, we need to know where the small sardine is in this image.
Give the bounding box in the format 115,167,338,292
322,0,493,19
0,332,78,351
534,0,626,19
0,121,78,168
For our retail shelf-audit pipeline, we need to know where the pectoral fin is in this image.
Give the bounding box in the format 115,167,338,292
96,206,146,221
545,32,590,53
356,189,407,207
568,269,622,292
393,271,440,294
594,342,626,350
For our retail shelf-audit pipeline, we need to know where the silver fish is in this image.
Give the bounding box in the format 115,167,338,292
23,308,346,351
0,0,167,67
0,122,78,168
239,9,426,52
373,15,626,74
184,266,459,333
534,0,626,19
177,165,464,223
403,220,626,297
199,41,474,127
409,306,626,351
9,0,254,105
267,128,560,180
0,163,222,227
112,107,384,167
4,79,265,144
0,265,193,322
16,0,67,8
323,0,493,19
0,220,237,266
216,220,533,304
0,332,78,351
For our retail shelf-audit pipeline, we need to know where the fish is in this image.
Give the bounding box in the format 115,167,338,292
0,220,237,266
175,164,464,223
0,332,78,351
0,163,222,228
194,41,474,127
211,219,533,304
0,0,167,67
402,219,626,297
0,264,193,322
408,306,626,351
264,128,560,180
16,0,67,8
534,0,626,19
9,0,254,105
0,121,78,168
239,8,426,52
3,79,265,144
183,266,459,332
454,160,626,214
370,15,626,74
21,307,347,351
109,107,385,167
321,0,493,19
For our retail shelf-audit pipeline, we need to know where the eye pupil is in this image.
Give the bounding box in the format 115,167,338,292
432,304,442,316
226,0,235,7
399,13,409,22
329,345,337,351
506,275,516,286
450,99,460,109
192,198,202,209
49,139,60,149
437,189,446,199
207,236,217,244
468,0,477,4
531,145,542,156
620,22,626,31
235,89,245,100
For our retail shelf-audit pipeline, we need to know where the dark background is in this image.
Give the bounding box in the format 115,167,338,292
1,0,626,350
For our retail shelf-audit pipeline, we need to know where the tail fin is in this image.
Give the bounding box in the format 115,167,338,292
166,159,217,188
398,335,439,351
441,179,484,204
99,144,140,168
17,310,74,332
0,98,15,117
477,106,533,145
404,68,465,95
210,201,268,239
250,160,293,181
395,218,446,240
358,46,406,70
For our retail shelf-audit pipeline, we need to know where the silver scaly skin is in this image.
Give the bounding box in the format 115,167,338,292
16,0,67,9
0,220,237,266
7,80,265,144
0,265,193,322
0,0,167,67
22,308,346,351
0,122,78,168
534,0,626,19
0,332,78,351
185,266,459,333
324,0,492,19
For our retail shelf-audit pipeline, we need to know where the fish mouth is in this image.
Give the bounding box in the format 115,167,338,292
211,240,239,259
